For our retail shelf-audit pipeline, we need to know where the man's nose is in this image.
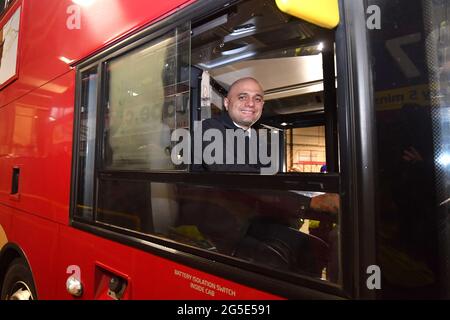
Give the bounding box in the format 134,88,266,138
246,98,255,107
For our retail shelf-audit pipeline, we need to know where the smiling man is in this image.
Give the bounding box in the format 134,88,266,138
199,77,267,172
224,77,264,130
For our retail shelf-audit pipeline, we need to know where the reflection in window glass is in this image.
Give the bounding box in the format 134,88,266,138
368,0,449,298
96,179,339,282
103,24,190,170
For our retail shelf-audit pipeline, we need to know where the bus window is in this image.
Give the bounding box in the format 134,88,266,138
174,185,338,281
73,0,340,289
190,0,336,174
186,0,339,281
92,24,190,231
103,24,190,171
95,178,339,281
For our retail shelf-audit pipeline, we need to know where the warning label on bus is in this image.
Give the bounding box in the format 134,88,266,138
174,269,237,298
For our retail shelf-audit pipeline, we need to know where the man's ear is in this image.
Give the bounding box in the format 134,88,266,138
224,98,229,110
224,97,229,111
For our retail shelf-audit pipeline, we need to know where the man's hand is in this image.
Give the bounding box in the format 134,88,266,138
310,193,339,215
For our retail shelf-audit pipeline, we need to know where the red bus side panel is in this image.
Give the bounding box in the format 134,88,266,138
10,208,59,299
0,0,192,108
0,71,74,225
56,224,281,300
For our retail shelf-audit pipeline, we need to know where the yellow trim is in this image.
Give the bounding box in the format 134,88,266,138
375,84,430,111
276,0,340,29
0,224,7,250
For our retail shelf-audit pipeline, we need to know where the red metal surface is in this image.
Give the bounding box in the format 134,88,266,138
0,0,192,108
55,224,280,299
11,209,60,299
0,71,74,225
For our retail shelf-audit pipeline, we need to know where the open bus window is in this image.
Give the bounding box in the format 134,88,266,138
190,0,335,174
185,0,339,281
263,91,327,173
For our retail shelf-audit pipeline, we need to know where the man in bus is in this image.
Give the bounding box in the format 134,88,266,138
176,76,339,275
198,76,266,172
198,76,339,214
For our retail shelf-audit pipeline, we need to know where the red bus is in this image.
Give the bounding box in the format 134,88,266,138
0,0,449,300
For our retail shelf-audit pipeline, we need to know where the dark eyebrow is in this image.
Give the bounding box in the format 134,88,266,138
237,93,263,98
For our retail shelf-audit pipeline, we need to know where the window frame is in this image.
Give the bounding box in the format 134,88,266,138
74,65,101,221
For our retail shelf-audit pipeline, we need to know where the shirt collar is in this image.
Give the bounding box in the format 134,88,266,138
232,121,251,137
220,112,253,137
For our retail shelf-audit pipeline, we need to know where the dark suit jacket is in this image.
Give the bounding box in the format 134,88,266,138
197,112,261,172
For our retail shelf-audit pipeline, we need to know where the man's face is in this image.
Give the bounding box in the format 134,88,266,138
224,78,264,129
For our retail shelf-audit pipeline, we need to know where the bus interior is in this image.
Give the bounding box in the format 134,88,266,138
189,0,335,174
